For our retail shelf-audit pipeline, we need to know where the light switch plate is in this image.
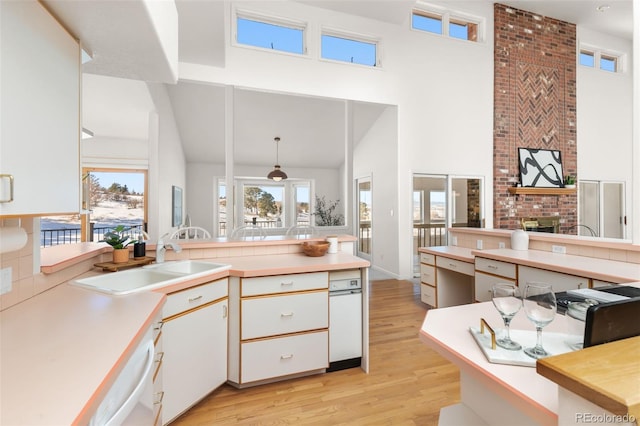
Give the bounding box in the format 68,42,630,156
476,239,483,250
499,242,506,249
451,236,458,246
552,245,566,254
0,267,12,295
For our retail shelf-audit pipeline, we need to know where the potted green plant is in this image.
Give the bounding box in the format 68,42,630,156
101,225,137,263
564,175,576,189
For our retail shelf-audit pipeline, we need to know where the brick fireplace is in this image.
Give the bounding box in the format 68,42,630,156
493,3,577,233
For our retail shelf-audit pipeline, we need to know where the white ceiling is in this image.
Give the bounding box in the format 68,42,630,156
57,0,632,168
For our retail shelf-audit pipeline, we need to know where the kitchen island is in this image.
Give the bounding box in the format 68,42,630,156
420,293,640,425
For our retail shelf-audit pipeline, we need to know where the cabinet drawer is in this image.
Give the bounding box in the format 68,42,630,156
475,271,516,303
436,257,474,276
420,253,435,265
242,291,328,340
475,257,517,279
518,266,588,293
420,284,436,307
241,272,328,296
163,278,228,318
241,331,328,383
420,264,436,286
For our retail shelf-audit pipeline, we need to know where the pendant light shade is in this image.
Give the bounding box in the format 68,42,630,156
267,137,288,181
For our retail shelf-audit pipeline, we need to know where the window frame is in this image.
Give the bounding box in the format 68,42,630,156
578,45,624,73
319,27,382,68
411,5,485,43
221,177,315,236
232,8,309,57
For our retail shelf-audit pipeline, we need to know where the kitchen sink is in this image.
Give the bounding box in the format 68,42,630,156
72,261,230,295
144,260,230,275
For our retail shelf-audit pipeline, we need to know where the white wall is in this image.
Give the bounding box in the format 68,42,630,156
179,1,495,278
577,27,634,238
86,1,633,277
354,106,399,277
146,82,186,239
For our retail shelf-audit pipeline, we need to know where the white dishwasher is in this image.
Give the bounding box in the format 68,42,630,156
328,269,363,372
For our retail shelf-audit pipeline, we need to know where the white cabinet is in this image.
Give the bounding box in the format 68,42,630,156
420,253,436,306
162,279,228,424
474,258,517,303
518,265,588,293
228,271,329,387
0,0,80,216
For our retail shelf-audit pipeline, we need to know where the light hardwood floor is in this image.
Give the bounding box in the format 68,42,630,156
171,279,460,425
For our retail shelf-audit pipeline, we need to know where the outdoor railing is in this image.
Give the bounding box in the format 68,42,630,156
40,224,145,247
413,223,446,249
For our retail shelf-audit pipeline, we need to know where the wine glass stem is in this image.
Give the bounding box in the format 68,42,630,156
503,318,512,341
535,326,543,350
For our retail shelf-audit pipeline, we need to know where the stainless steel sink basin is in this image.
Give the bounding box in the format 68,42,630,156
72,261,230,295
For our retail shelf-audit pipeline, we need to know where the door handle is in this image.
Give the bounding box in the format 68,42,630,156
0,174,14,203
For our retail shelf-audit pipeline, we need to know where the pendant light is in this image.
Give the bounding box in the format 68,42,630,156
267,136,288,181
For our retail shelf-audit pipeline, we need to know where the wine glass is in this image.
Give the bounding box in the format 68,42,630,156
522,282,557,359
491,283,522,350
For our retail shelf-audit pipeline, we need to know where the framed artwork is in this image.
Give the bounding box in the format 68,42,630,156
518,148,564,188
172,185,183,227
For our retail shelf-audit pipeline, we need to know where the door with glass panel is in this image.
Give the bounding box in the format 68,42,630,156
356,178,372,260
579,180,625,238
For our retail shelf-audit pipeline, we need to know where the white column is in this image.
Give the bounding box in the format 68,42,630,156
633,0,640,244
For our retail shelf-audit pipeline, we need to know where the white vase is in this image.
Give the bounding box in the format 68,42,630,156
511,229,529,251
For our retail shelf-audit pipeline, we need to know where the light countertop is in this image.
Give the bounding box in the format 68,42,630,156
473,248,640,284
3,251,369,424
0,284,165,425
420,301,571,425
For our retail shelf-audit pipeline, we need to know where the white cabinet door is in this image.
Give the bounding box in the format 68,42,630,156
518,266,588,294
162,297,227,424
0,1,80,216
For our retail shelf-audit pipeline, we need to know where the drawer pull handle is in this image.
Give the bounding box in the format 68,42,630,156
488,265,498,270
155,351,164,363
281,312,294,317
281,281,294,286
188,295,203,303
449,263,457,268
154,391,165,405
223,304,228,318
280,354,294,360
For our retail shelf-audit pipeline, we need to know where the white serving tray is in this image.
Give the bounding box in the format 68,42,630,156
469,326,577,367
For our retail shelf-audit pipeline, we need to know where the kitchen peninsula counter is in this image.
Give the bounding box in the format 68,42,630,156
7,245,369,425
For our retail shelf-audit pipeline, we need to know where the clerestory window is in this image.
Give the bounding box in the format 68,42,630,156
234,11,307,55
321,29,379,67
579,47,622,73
412,7,482,42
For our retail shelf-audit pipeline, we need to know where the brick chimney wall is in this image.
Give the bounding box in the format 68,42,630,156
493,3,577,233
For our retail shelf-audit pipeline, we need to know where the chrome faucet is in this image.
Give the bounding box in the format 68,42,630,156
155,235,182,263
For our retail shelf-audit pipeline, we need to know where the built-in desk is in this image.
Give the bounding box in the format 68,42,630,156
418,246,475,308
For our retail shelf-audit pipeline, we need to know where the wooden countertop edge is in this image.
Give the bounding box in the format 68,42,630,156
536,336,640,419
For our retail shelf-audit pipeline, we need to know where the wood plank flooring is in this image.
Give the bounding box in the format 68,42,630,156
171,279,460,425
